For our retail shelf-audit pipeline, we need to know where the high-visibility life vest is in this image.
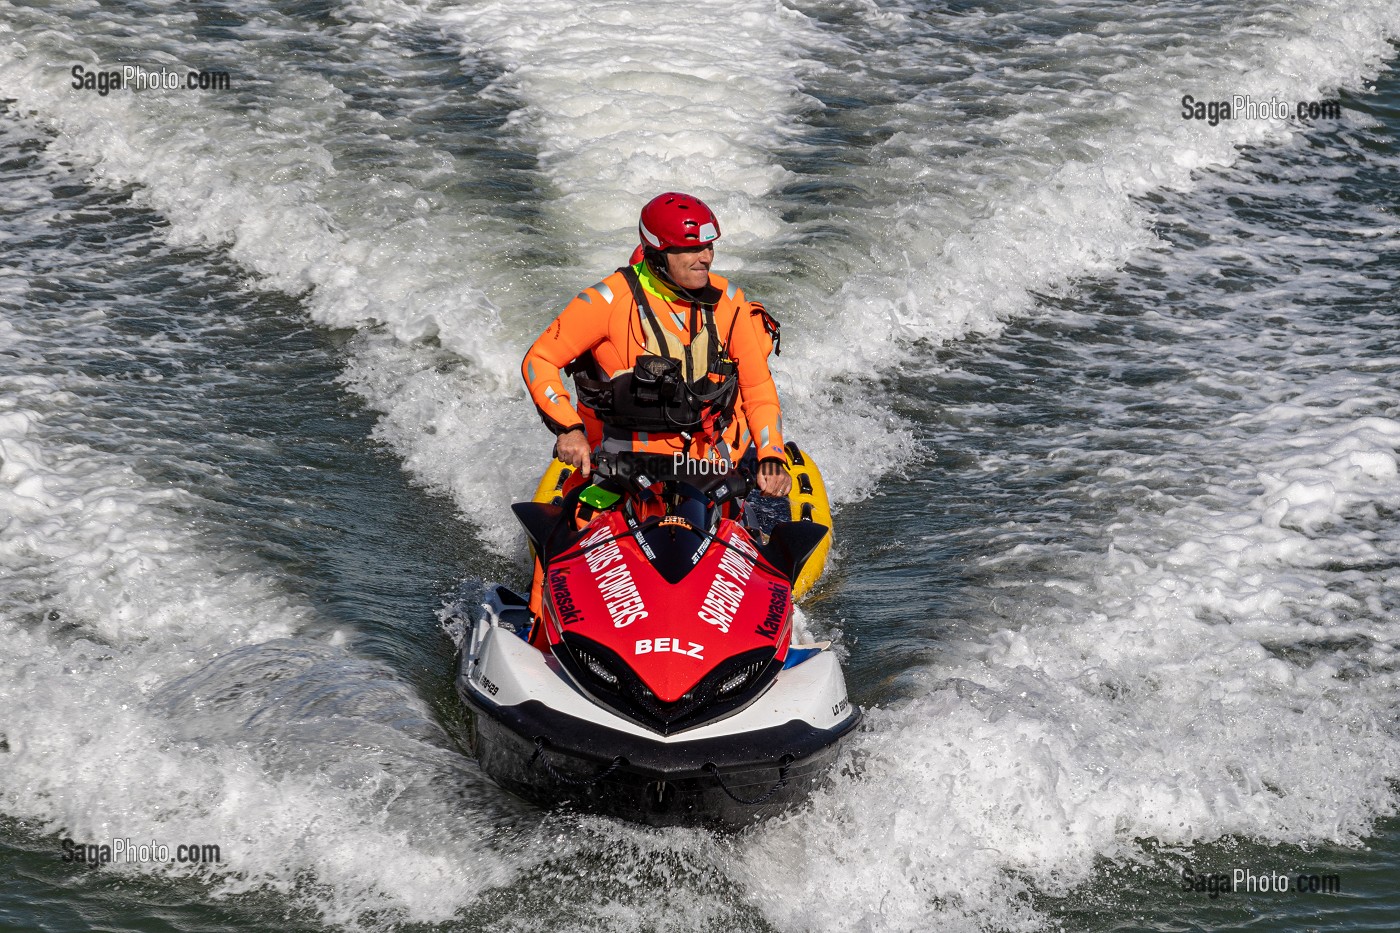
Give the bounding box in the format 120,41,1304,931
572,265,740,442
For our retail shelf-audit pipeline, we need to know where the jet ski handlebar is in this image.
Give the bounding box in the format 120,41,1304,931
591,452,752,507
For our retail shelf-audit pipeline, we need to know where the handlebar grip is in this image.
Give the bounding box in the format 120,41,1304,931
710,472,752,505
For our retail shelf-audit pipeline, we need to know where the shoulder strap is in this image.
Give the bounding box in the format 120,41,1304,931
700,301,723,369
618,265,673,361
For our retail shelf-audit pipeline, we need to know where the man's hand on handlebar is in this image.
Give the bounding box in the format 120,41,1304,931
555,428,591,477
756,458,791,498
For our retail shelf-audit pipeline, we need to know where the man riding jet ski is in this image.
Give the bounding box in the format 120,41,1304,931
521,191,791,629
454,194,859,826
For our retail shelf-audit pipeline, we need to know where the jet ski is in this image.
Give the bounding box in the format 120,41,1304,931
454,444,861,827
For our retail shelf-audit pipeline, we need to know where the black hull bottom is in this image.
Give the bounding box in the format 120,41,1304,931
462,693,861,828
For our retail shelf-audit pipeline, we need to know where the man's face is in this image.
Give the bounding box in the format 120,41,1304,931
664,243,714,291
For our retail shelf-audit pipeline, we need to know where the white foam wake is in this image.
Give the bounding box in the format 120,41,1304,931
0,121,547,924
738,61,1400,927
4,0,1399,548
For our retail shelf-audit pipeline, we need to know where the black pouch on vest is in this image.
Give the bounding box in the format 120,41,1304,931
630,355,682,404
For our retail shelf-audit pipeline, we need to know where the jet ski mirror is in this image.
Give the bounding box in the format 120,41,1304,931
510,498,587,564
760,521,830,585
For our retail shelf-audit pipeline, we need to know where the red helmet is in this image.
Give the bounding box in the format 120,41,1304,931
638,192,720,251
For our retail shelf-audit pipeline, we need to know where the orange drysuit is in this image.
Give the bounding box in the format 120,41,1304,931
522,260,786,464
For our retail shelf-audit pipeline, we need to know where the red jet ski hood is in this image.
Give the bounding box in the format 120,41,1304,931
543,512,794,732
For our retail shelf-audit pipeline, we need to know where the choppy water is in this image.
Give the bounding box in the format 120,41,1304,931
2,0,1398,930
